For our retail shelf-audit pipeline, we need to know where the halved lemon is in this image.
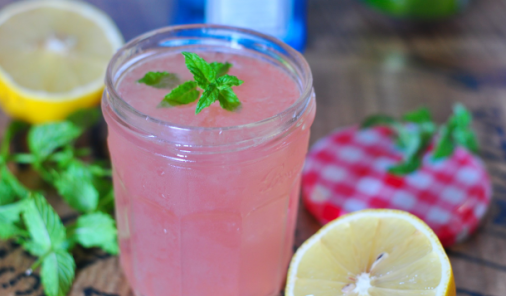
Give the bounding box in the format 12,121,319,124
286,210,456,296
0,0,124,123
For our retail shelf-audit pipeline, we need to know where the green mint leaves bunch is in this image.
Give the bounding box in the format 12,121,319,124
0,109,117,296
138,52,243,114
362,103,479,175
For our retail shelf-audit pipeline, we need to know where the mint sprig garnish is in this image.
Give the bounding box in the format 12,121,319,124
362,103,478,175
0,108,117,296
139,52,243,114
138,71,180,89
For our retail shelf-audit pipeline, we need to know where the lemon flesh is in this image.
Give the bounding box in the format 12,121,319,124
286,210,455,296
0,0,123,123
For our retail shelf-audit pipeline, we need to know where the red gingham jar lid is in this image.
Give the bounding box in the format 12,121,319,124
302,126,492,247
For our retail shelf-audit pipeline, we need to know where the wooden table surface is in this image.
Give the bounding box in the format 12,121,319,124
2,0,506,295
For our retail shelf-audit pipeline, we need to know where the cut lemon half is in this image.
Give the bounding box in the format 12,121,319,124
0,0,124,123
286,210,456,296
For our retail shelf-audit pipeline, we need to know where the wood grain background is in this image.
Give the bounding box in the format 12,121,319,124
1,0,506,295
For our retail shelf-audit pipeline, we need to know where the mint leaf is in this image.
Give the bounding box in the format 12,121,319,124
361,115,396,128
0,200,26,223
22,241,46,256
388,157,422,175
182,52,216,89
389,125,433,175
418,122,436,135
101,240,119,255
399,129,421,160
453,128,479,153
66,108,101,129
23,193,66,255
138,71,180,89
451,103,472,128
393,123,412,149
158,80,199,108
73,212,118,254
0,166,29,205
41,249,75,296
216,74,243,87
403,107,432,124
211,62,232,77
217,86,241,111
0,221,21,240
196,83,219,114
0,200,28,239
433,125,455,159
447,103,479,153
54,161,98,213
28,122,81,159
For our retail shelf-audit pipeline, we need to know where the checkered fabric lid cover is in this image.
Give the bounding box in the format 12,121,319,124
302,126,492,247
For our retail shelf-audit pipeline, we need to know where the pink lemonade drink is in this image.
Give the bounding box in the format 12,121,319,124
102,25,315,296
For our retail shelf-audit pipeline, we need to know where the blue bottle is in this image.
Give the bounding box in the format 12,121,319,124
172,0,307,52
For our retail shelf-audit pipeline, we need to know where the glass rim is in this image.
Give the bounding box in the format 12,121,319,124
104,23,313,134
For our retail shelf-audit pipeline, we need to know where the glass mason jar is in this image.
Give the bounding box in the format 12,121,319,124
102,24,315,296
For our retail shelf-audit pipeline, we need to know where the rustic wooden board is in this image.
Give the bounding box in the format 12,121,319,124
1,0,506,295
